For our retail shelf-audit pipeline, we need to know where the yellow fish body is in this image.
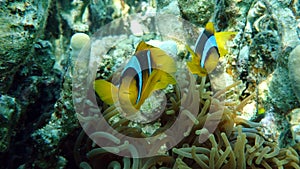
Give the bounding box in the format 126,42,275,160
94,41,177,114
186,22,237,76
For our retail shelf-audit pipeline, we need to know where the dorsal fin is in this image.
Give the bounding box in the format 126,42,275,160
136,41,156,51
149,48,177,74
205,22,215,34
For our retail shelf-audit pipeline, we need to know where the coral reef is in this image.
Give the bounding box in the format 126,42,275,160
30,71,78,168
0,95,21,153
288,108,300,143
156,0,180,16
0,0,52,93
71,7,300,167
59,0,90,32
0,1,64,168
222,0,300,148
1,0,300,168
177,0,214,26
289,45,300,103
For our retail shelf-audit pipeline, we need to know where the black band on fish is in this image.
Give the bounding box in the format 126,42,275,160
121,50,154,104
121,56,143,104
195,29,214,58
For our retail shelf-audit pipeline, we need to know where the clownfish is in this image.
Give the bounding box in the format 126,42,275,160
186,22,237,76
94,41,176,114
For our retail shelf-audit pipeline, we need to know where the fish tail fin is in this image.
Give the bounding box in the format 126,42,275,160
215,31,237,57
94,79,118,105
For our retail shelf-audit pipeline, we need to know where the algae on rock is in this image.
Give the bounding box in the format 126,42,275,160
0,0,52,93
177,0,214,26
0,95,21,153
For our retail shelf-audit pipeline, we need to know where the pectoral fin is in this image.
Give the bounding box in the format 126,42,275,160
152,71,176,91
134,69,176,109
94,79,118,105
186,45,199,62
187,61,207,77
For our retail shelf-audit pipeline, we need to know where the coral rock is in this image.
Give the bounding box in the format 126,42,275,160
0,95,21,152
289,45,300,103
177,0,214,26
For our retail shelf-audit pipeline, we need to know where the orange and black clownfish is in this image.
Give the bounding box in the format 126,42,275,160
186,22,237,76
94,41,177,114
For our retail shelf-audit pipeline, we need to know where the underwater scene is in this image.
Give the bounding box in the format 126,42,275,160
1,0,300,168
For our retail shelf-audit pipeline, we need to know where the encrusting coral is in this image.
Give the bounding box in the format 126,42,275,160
70,32,90,66
289,45,300,103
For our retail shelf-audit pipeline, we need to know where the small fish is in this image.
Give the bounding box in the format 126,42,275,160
94,41,176,114
186,22,237,76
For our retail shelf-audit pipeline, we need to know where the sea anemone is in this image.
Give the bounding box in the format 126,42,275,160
74,69,300,168
70,11,300,169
